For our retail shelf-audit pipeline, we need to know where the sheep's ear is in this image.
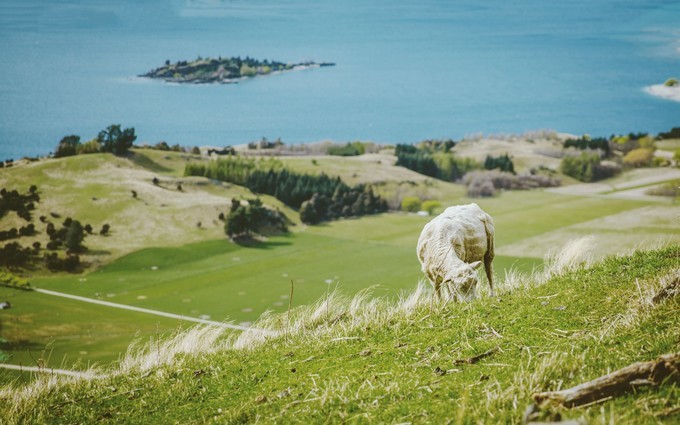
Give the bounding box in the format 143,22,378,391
470,261,482,270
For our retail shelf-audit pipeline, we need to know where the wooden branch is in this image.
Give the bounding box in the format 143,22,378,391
533,352,680,407
653,276,678,304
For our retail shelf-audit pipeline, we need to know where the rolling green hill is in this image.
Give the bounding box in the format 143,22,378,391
1,245,677,424
0,149,678,381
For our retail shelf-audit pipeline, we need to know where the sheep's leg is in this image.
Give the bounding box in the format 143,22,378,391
484,218,496,298
484,253,494,297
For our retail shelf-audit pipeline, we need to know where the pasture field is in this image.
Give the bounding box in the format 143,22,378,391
3,245,678,423
1,150,678,382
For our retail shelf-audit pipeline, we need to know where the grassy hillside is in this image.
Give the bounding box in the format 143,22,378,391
1,150,678,378
1,245,677,424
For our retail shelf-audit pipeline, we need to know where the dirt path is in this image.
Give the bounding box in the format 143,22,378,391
33,288,257,332
547,168,680,200
0,363,93,378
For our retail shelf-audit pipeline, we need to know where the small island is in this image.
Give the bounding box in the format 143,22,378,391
644,77,680,102
140,56,335,84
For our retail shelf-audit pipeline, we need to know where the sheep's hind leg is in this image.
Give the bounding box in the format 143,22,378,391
484,253,495,297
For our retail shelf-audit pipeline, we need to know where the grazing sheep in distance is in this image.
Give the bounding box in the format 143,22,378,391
417,203,495,301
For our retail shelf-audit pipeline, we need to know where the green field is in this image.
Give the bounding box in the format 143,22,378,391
1,151,678,381
3,246,678,423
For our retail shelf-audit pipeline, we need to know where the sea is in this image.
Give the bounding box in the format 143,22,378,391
1,0,679,161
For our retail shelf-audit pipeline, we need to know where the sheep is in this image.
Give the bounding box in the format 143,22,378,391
417,203,495,301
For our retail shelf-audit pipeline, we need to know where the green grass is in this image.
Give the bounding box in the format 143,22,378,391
2,246,677,424
656,139,680,151
0,286,182,374
1,152,677,381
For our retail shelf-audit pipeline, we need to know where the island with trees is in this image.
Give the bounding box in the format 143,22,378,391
141,56,335,84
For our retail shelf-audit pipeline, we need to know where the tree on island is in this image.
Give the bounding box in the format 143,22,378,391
98,125,137,156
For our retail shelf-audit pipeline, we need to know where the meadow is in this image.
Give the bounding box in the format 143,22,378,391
2,244,677,423
0,148,678,383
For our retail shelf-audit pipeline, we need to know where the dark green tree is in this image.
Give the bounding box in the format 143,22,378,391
64,220,85,252
55,135,81,158
98,125,137,156
299,200,320,224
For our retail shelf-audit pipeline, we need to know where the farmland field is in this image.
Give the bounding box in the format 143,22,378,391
1,150,678,382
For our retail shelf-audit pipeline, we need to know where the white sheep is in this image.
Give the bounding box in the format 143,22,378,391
417,203,495,301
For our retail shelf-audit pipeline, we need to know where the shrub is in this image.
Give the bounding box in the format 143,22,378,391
560,152,601,182
563,136,610,157
44,253,81,272
462,170,561,197
645,180,680,197
395,144,479,182
401,196,421,212
484,154,515,173
76,138,101,154
54,135,80,158
299,200,320,224
467,178,496,198
100,224,110,235
622,148,654,168
224,198,288,238
0,242,33,268
664,78,679,87
0,270,31,290
64,220,85,252
328,142,366,156
421,200,442,215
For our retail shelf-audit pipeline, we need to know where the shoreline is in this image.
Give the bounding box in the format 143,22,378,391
644,84,680,102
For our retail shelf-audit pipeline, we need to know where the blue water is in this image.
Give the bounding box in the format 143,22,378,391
1,0,679,160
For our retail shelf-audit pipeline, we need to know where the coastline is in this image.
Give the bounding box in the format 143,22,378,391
644,84,680,102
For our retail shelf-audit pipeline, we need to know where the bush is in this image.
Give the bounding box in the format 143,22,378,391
645,180,680,197
224,198,288,238
0,270,31,290
622,148,654,168
664,78,679,87
43,253,81,272
421,200,442,215
0,242,33,268
462,170,561,197
484,154,515,173
54,135,80,158
467,178,496,198
328,142,366,156
395,144,479,182
76,138,102,154
563,136,611,157
401,196,421,212
299,200,320,224
560,153,601,182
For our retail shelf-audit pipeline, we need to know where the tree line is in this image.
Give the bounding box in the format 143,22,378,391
55,124,137,158
395,142,479,182
184,157,388,224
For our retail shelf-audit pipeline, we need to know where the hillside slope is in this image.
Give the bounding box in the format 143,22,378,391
2,244,677,424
